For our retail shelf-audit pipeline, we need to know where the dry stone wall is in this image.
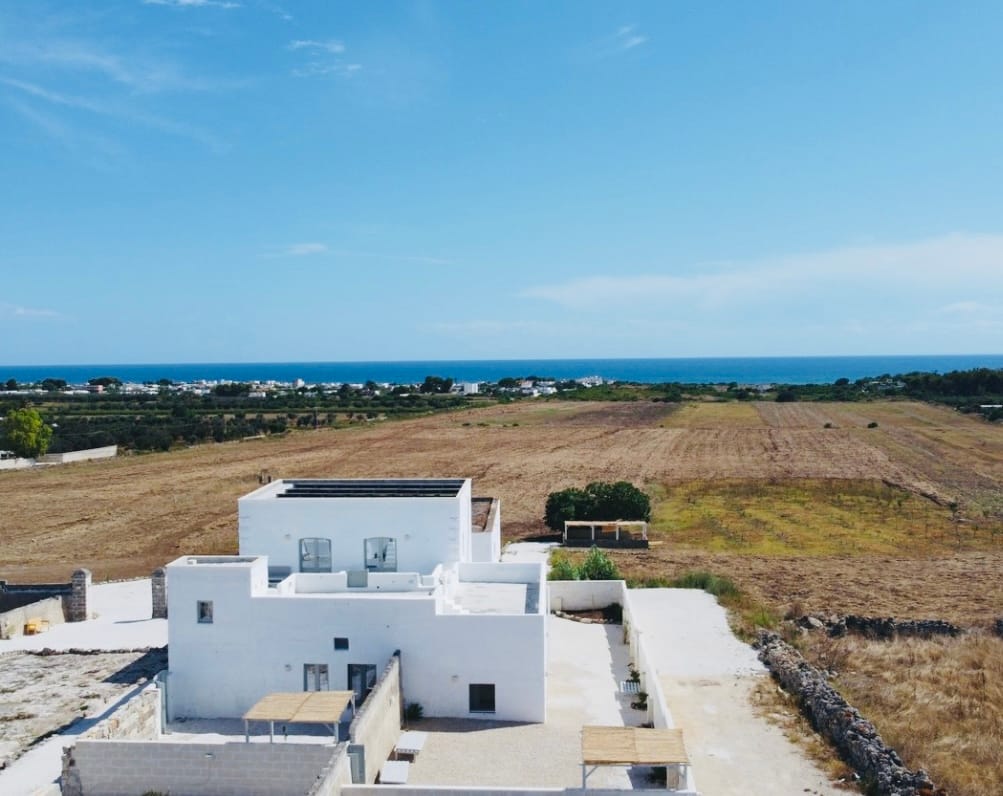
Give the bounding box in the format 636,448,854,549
757,631,943,796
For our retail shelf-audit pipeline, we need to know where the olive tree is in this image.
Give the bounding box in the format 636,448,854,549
2,408,53,458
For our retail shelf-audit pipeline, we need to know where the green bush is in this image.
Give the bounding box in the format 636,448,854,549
544,480,651,532
669,571,739,599
548,557,578,581
404,702,424,721
578,546,620,580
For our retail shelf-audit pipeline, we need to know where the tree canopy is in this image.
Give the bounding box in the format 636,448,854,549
2,408,53,458
544,480,651,532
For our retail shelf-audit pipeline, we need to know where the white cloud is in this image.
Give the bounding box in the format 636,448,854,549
522,234,1003,312
283,242,329,256
289,40,345,54
0,302,62,320
143,0,240,8
288,39,361,78
0,77,225,151
936,300,998,316
615,25,647,50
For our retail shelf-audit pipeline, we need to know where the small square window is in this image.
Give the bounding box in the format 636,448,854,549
469,683,495,713
333,637,349,651
197,600,213,624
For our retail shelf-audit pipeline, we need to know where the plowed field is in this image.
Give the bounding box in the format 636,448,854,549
2,400,1002,625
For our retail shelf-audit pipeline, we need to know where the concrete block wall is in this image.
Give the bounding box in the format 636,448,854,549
151,568,168,619
67,569,92,622
309,745,353,796
63,741,342,796
79,685,160,741
349,653,402,784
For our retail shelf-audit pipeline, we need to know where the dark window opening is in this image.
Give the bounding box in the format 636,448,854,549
334,637,349,651
469,683,495,713
197,600,213,624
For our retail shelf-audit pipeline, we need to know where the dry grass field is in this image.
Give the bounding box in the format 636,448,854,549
802,632,1003,796
3,397,1002,793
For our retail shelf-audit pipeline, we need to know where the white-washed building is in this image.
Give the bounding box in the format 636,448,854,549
165,478,545,724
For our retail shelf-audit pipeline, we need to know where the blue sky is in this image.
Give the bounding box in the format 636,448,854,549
2,1,1003,364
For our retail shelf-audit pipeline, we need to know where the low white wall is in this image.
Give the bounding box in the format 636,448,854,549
0,596,65,639
458,562,542,584
0,457,34,470
63,740,343,796
39,445,117,464
547,580,624,612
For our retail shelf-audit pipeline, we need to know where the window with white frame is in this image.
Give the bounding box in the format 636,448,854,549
299,538,332,573
304,663,330,691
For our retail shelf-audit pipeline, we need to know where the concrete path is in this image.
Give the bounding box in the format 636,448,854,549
407,615,636,788
629,589,843,796
0,579,165,796
500,540,556,566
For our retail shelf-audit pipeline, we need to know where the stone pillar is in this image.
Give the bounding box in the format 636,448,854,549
152,568,168,619
68,568,92,622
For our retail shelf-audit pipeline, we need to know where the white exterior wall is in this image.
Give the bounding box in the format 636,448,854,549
237,480,473,573
470,499,501,562
167,558,545,724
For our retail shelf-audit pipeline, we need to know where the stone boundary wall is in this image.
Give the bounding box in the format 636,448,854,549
348,652,402,784
805,615,962,640
757,631,942,796
62,740,343,796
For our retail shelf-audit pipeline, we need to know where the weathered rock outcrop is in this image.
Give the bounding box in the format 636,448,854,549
757,631,944,796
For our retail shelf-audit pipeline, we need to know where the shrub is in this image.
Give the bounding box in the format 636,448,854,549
544,480,651,532
548,557,578,581
670,571,739,599
404,702,424,722
867,421,879,428
578,546,620,580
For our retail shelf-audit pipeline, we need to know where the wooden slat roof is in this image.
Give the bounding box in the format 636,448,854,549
243,691,354,724
581,726,689,765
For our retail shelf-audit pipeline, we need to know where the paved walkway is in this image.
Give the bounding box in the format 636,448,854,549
406,614,638,788
629,589,843,796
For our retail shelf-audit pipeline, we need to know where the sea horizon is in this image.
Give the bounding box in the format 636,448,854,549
3,354,1003,387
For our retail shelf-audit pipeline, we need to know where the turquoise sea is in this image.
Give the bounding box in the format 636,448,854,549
3,355,1003,386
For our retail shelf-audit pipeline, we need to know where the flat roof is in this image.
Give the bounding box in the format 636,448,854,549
275,479,466,499
581,726,689,766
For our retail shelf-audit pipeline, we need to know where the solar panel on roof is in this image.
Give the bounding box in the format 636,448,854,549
275,479,465,498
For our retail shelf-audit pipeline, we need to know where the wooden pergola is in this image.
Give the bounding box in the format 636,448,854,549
242,691,355,744
563,520,649,544
581,726,689,789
